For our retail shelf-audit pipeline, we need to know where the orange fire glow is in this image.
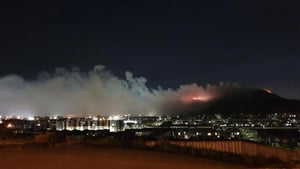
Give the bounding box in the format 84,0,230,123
263,88,272,94
181,95,211,103
191,96,210,101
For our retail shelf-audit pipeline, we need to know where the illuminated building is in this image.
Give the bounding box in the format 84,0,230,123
108,116,125,132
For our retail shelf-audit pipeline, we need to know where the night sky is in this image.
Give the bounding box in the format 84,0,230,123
0,0,299,99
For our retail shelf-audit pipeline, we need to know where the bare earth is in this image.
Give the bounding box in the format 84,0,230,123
0,147,246,169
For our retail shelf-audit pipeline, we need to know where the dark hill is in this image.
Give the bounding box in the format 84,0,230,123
187,88,300,117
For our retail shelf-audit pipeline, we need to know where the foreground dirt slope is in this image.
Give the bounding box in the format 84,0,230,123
0,148,245,169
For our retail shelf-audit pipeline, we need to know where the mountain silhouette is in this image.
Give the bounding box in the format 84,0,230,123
186,88,300,117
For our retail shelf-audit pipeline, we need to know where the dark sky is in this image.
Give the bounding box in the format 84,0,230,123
0,0,299,99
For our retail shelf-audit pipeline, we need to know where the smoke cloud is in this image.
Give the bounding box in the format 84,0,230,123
0,65,240,117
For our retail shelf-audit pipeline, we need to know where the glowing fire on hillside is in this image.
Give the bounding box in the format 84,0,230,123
181,94,211,103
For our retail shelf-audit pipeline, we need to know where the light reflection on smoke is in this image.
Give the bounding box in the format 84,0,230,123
0,65,240,117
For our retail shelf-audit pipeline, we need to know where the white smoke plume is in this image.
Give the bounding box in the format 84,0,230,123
0,65,239,117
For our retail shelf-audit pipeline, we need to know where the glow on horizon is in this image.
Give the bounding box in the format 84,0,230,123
263,88,272,94
191,96,210,102
181,94,211,103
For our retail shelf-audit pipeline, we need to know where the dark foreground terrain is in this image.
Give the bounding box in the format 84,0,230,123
0,147,246,169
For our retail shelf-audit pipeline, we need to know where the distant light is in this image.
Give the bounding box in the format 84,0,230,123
108,115,122,120
28,117,34,121
207,132,212,136
192,96,210,101
7,123,13,128
52,116,58,120
181,94,211,103
124,120,137,124
263,88,272,94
